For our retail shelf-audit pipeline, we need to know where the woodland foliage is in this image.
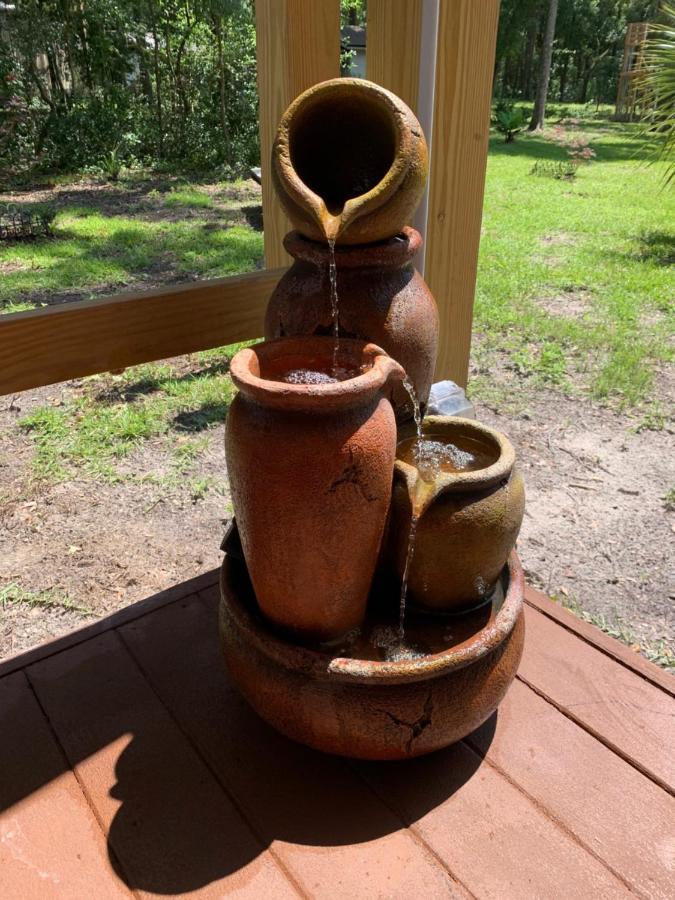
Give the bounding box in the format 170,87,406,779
0,0,259,175
495,0,661,106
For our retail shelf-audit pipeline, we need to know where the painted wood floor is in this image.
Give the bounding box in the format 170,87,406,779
1,570,673,899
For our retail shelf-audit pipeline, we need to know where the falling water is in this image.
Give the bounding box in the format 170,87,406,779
402,375,422,441
399,375,422,638
399,513,418,638
328,238,339,374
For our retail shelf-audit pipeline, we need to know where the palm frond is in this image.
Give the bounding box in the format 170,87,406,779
638,2,675,184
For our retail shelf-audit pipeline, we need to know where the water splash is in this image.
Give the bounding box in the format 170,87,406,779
327,238,339,375
281,365,364,385
283,369,338,385
371,625,426,661
402,376,422,440
408,439,478,480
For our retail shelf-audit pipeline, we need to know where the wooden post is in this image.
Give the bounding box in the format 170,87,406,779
255,0,341,269
425,0,500,387
366,0,423,114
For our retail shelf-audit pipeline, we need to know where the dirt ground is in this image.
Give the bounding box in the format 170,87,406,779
1,348,673,666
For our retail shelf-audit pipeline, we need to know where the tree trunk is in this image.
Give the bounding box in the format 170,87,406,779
522,22,538,100
151,23,164,158
559,54,569,102
528,0,559,131
214,17,229,156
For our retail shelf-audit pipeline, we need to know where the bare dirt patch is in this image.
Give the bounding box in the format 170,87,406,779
534,287,594,319
0,369,232,658
472,351,674,657
1,175,262,224
538,232,577,247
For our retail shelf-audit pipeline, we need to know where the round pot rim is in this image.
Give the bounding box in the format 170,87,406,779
220,551,524,685
283,227,422,269
229,336,404,412
273,78,415,241
395,416,516,494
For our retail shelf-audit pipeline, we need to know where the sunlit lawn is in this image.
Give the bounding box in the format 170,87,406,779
0,179,263,314
475,114,673,409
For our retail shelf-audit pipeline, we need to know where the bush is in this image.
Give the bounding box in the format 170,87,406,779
494,103,526,143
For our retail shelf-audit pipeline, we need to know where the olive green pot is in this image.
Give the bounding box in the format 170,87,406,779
388,416,526,613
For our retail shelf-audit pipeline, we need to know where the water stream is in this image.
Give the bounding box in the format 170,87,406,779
402,376,422,441
398,377,423,638
398,513,418,638
327,238,339,374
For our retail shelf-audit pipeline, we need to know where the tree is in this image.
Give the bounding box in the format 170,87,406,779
529,0,559,130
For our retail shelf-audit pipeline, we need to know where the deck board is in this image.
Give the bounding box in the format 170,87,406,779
0,672,131,900
1,574,673,899
520,604,675,792
355,741,633,899
467,679,675,899
26,630,298,899
119,588,464,899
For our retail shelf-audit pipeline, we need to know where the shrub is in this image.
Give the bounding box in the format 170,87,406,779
494,103,527,143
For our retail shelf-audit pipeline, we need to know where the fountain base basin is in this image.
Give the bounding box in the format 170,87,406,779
219,547,524,761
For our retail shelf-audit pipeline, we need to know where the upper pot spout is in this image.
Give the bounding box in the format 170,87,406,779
272,78,428,245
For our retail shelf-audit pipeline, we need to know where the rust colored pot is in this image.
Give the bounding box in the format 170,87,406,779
265,227,438,417
389,417,526,613
225,337,404,643
219,548,525,760
272,78,428,244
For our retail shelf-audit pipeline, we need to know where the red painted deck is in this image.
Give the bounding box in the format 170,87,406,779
1,571,673,899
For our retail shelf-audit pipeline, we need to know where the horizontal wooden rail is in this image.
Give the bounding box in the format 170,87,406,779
0,269,284,396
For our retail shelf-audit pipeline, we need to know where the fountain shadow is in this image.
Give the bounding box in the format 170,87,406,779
95,584,499,892
101,709,497,893
350,712,498,830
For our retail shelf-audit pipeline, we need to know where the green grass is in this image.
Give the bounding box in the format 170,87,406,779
163,186,214,208
475,115,674,410
18,347,248,481
0,207,262,305
0,582,93,616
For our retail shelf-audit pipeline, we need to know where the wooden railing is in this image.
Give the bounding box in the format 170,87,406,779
0,0,499,397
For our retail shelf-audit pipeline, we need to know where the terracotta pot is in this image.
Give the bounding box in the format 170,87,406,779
265,227,438,417
389,416,526,613
219,547,525,760
225,336,404,642
272,78,428,244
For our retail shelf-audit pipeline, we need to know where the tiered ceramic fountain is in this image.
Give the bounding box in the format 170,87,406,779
220,79,525,760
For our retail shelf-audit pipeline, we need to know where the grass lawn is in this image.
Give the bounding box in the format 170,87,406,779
474,115,673,414
0,176,263,314
2,114,671,477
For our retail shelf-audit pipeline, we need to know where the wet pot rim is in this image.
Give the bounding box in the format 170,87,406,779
220,551,524,686
229,336,404,412
394,416,516,495
282,226,422,269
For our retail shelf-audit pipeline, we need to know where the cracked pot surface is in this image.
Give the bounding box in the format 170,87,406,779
225,337,404,642
219,547,525,760
266,227,438,419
